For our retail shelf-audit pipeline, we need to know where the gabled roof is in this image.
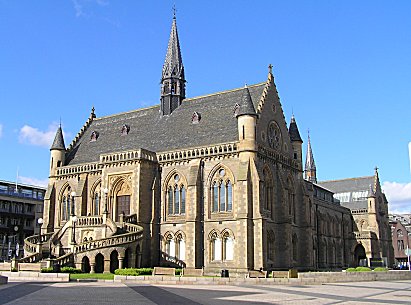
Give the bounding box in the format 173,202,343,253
65,83,266,165
50,126,65,151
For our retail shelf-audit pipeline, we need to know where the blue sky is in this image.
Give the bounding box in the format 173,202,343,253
0,1,410,212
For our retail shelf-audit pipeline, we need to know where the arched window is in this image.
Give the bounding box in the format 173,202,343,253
211,168,233,213
175,233,185,261
287,178,295,223
93,192,100,216
397,229,404,238
60,186,72,221
223,231,234,261
210,230,234,262
168,187,173,215
165,235,175,259
263,168,273,211
167,174,186,216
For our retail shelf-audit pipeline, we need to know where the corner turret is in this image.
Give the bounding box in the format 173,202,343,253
50,125,66,176
288,115,303,164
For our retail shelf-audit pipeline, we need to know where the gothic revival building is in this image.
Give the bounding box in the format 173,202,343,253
23,15,393,274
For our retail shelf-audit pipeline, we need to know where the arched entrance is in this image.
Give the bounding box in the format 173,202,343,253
81,256,91,273
124,248,130,268
110,250,119,273
95,253,104,273
354,244,367,267
136,244,141,268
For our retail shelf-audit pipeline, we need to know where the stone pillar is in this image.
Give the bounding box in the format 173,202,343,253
90,263,95,274
103,259,111,274
118,257,124,269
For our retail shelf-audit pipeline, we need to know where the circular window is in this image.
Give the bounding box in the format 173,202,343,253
174,174,180,183
267,121,282,150
219,169,225,177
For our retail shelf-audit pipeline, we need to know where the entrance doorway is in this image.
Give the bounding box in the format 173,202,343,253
354,244,367,266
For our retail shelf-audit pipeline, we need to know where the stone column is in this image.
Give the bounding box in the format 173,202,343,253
118,257,124,270
90,263,95,274
103,259,111,274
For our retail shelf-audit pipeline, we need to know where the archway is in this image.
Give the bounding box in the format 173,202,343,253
354,244,367,267
136,244,141,268
124,248,131,268
81,256,91,273
95,253,104,273
110,250,119,273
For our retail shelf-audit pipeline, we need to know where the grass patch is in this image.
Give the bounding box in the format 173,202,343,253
70,273,114,280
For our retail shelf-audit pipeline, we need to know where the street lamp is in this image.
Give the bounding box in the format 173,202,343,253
37,218,43,244
71,215,77,245
13,226,18,259
70,191,76,217
103,188,109,214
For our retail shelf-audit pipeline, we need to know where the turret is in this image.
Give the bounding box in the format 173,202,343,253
236,85,257,161
304,132,317,183
50,125,66,176
160,13,186,115
288,115,303,165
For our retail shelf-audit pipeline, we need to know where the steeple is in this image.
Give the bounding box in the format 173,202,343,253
50,125,65,151
160,13,186,115
304,132,317,183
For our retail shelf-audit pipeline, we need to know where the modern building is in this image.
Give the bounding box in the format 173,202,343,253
23,14,392,274
0,180,45,261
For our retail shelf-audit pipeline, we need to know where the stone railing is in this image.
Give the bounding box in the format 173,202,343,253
56,162,101,176
124,214,137,224
158,142,238,163
258,145,297,168
19,252,42,263
73,222,143,254
161,251,186,268
100,148,157,164
53,252,74,267
77,216,103,227
24,232,54,255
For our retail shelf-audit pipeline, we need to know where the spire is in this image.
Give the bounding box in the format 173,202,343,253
160,12,186,115
373,166,382,193
304,131,317,183
288,115,303,142
236,85,256,117
50,125,66,151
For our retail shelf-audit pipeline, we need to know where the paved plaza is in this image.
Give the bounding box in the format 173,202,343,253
0,280,410,304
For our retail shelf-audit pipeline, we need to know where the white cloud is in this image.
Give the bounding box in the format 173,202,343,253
19,123,60,148
383,181,411,213
19,176,48,188
72,0,109,18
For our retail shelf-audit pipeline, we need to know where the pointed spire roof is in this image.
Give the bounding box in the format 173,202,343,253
305,133,316,170
236,85,256,117
162,15,184,81
288,115,303,142
50,125,66,151
373,166,382,193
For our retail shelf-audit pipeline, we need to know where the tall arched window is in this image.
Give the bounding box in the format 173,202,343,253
211,168,233,213
175,233,185,261
167,174,186,216
210,230,234,262
223,231,234,261
60,186,72,221
263,169,273,211
165,234,175,259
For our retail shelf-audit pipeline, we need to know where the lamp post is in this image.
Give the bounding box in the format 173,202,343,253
37,218,43,244
13,226,18,259
103,188,109,214
70,191,77,245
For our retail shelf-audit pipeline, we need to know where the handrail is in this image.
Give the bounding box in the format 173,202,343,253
53,252,74,267
24,232,54,255
18,252,41,263
77,215,104,227
73,222,143,254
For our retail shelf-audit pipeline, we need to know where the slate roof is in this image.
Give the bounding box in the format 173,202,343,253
65,83,266,165
50,126,65,150
319,176,374,210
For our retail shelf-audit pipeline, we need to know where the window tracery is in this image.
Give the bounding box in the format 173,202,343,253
211,168,232,213
167,173,186,216
60,186,72,221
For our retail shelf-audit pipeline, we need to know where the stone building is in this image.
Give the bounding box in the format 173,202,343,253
23,15,392,274
389,214,411,268
0,180,45,261
319,169,394,267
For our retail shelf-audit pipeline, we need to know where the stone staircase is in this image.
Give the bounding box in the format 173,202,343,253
21,214,144,269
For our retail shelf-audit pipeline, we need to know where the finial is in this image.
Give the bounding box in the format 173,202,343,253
172,4,177,18
374,166,379,172
244,83,248,88
268,64,273,74
59,117,62,128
